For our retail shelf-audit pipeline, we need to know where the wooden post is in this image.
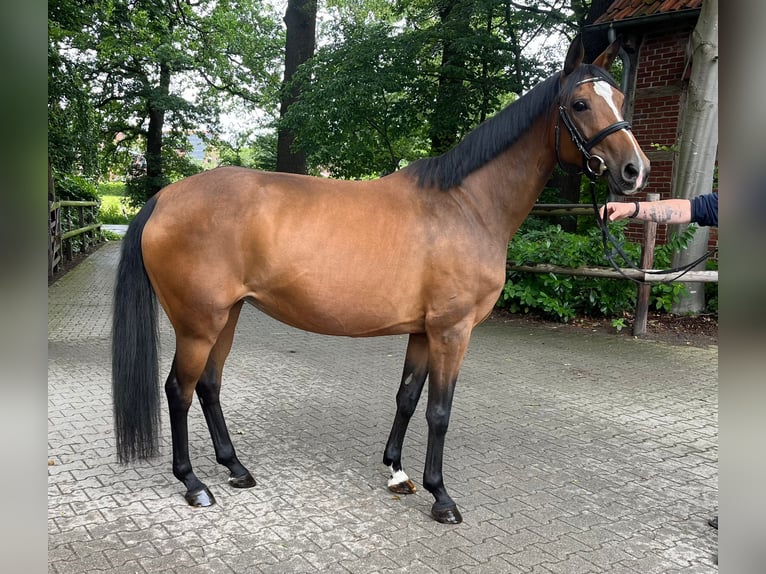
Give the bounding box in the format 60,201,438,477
86,204,94,251
633,192,660,336
78,206,86,252
48,160,56,277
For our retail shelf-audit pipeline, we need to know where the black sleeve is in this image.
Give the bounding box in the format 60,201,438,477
690,193,718,227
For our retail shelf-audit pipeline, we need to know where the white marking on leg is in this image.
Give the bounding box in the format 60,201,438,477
388,465,410,488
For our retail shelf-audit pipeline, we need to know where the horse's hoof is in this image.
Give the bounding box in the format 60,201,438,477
388,479,417,495
229,471,256,489
431,503,463,524
185,487,216,507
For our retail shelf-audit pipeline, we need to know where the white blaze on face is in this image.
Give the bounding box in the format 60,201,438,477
591,80,647,190
592,79,622,119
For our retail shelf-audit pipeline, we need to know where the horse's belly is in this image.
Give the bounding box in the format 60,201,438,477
244,285,425,337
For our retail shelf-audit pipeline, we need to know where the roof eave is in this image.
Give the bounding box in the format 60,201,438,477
584,8,701,33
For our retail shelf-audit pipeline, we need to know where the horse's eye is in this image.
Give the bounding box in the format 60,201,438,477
572,100,588,112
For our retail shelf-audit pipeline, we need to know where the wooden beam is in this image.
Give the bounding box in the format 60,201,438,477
507,264,718,283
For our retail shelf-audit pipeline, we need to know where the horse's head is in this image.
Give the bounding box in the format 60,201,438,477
556,36,650,196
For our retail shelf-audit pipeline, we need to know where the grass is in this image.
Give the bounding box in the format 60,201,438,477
97,182,138,224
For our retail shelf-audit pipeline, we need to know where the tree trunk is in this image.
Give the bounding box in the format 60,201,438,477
145,62,171,198
670,0,718,314
276,0,316,174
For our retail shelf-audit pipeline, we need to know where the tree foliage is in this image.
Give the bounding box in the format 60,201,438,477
48,0,101,180
282,21,430,178
48,0,283,202
282,0,584,179
49,0,588,189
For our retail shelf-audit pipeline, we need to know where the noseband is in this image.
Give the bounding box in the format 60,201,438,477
555,77,715,284
555,77,632,180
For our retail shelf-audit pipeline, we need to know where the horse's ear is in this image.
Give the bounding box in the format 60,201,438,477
591,37,622,71
563,34,584,76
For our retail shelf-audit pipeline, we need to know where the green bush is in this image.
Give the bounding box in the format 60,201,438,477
95,181,137,224
55,173,100,202
53,173,104,253
500,224,639,321
101,229,123,241
97,181,126,196
498,222,708,322
98,198,134,224
704,259,718,314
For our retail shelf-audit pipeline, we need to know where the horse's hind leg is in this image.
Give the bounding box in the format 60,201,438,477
195,301,255,489
383,333,428,495
165,336,218,506
165,302,248,506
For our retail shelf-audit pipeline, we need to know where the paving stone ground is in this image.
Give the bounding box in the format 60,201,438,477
48,241,718,573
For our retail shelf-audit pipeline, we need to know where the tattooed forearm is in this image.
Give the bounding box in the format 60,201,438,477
601,198,693,224
646,204,685,223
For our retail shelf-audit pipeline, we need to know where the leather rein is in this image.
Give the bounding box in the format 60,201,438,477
555,77,716,285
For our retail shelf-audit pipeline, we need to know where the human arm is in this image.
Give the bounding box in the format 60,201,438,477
599,198,692,224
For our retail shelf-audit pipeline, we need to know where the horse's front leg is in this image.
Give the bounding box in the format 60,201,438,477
383,333,428,495
422,321,472,524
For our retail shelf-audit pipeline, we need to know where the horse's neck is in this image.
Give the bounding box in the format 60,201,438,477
464,114,557,242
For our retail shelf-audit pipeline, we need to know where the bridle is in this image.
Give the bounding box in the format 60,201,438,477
555,77,632,180
555,76,716,284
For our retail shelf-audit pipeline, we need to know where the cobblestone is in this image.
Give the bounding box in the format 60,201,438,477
49,242,718,572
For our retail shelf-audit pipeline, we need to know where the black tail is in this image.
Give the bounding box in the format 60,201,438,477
112,195,161,463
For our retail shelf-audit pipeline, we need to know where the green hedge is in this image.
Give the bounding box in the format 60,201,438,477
498,222,710,322
55,174,100,202
96,181,137,224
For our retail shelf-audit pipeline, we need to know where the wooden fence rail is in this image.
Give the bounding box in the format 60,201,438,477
506,263,718,283
519,197,718,335
49,200,103,278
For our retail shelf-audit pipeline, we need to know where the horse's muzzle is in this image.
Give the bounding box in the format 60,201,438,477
608,159,650,196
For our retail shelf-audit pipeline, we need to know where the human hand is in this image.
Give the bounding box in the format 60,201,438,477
599,202,636,222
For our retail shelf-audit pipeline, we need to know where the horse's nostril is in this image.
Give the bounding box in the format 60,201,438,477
623,163,639,183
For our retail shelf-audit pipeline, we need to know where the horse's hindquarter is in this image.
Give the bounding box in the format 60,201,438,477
142,167,506,338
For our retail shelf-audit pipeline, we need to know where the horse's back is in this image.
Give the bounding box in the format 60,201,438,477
140,167,442,336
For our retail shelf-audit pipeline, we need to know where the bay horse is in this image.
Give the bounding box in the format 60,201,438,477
112,37,649,524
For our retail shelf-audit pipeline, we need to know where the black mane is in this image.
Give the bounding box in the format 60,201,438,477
405,64,617,190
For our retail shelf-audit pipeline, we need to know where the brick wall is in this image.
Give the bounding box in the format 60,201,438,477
619,27,718,256
625,29,690,245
